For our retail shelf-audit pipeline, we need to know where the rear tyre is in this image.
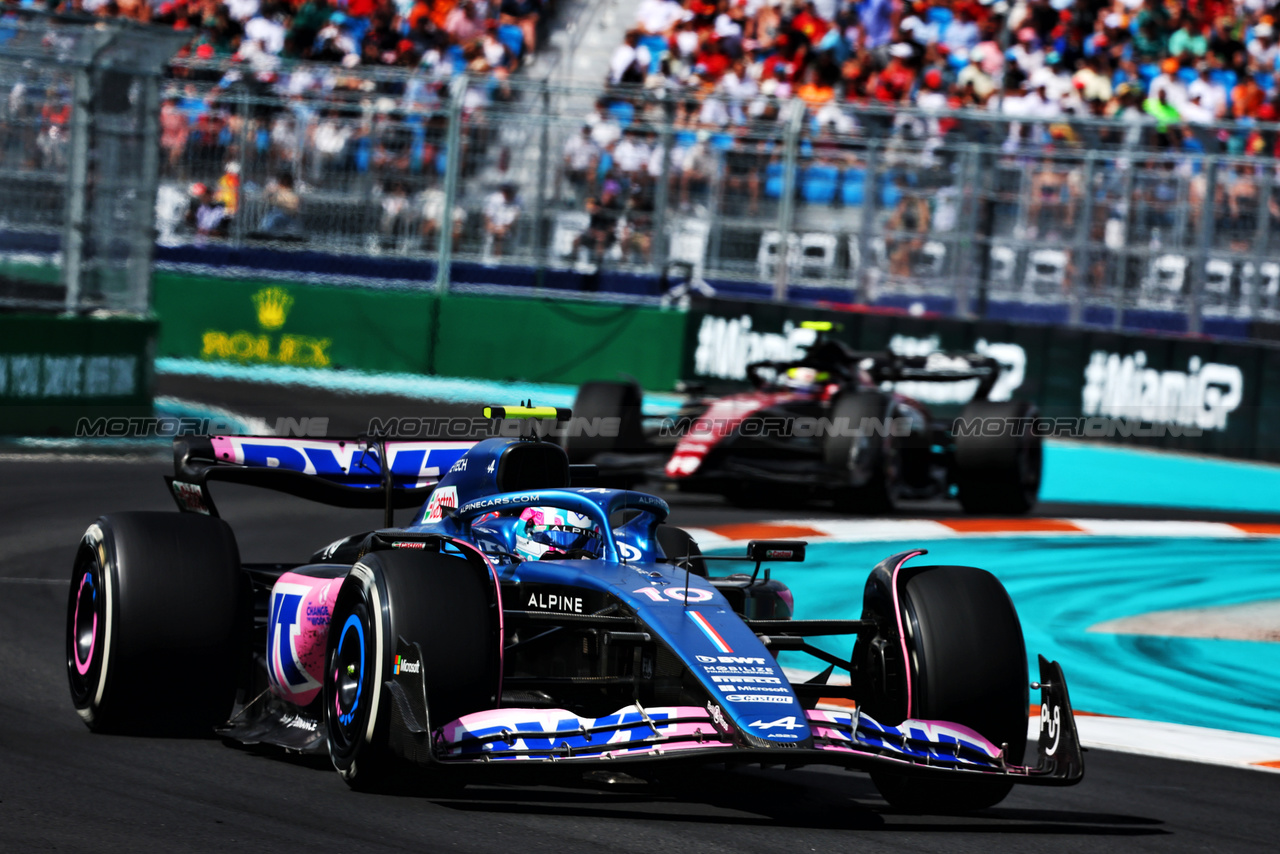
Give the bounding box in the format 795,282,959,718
823,392,896,514
325,549,499,791
66,512,243,735
953,400,1042,515
563,381,644,464
655,525,707,577
860,565,1028,813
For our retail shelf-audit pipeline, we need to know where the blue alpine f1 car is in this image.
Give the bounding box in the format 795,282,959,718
66,407,1082,812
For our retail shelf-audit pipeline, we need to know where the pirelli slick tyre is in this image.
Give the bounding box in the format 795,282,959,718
953,399,1042,516
823,392,897,514
66,512,243,735
859,564,1028,813
325,549,499,791
563,380,644,460
655,524,707,577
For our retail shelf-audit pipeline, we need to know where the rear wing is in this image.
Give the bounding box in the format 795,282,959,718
748,351,1002,400
167,435,475,521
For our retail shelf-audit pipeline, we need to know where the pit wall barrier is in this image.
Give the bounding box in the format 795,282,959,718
0,313,157,435
151,274,686,393
682,299,1280,464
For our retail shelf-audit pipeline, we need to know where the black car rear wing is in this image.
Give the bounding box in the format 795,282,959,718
748,347,1002,401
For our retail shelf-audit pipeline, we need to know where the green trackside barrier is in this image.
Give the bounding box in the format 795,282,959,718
683,298,1280,464
432,294,686,391
0,313,157,436
153,275,689,391
153,273,436,375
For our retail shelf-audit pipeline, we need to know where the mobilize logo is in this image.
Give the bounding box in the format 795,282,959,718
394,655,421,676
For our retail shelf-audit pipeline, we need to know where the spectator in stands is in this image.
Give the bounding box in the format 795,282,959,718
575,179,625,264
189,182,230,238
611,30,651,86
258,172,302,236
885,176,928,277
160,95,190,176
379,181,412,242
501,0,541,60
483,183,521,258
421,184,467,247
678,130,715,212
563,125,600,201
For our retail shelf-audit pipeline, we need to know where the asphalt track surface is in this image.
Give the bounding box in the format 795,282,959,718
3,380,1280,851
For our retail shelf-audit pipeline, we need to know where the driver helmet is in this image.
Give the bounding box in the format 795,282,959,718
780,366,830,393
514,507,603,561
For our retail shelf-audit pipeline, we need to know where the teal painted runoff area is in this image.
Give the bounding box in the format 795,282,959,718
765,537,1280,739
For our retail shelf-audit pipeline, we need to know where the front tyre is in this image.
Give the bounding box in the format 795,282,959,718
325,549,499,790
859,564,1028,812
67,512,243,734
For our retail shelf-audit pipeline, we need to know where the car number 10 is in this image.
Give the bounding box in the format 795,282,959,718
632,587,713,603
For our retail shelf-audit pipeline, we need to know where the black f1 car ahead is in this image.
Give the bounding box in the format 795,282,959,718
67,408,1080,812
564,338,1043,514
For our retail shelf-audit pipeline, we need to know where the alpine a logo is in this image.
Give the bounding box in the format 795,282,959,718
268,585,323,695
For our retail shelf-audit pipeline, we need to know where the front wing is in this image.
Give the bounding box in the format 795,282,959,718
423,657,1082,785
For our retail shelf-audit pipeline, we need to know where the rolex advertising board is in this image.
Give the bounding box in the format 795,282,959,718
153,274,437,375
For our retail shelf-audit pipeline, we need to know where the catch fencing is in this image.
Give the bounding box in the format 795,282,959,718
8,44,1280,334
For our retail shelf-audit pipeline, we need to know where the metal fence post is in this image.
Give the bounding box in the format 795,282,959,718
533,81,550,290
61,65,92,314
1110,161,1137,330
1248,169,1270,317
126,74,162,314
233,88,250,247
434,74,467,293
1069,152,1096,326
651,89,674,278
774,98,804,301
1187,157,1217,335
953,144,980,318
856,141,880,304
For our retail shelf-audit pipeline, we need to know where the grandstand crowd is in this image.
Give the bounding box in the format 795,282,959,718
14,0,1280,265
603,0,1280,141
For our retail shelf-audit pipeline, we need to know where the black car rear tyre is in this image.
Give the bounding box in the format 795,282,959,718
66,512,243,735
325,549,500,790
823,392,897,514
655,524,707,577
858,564,1028,813
953,400,1042,515
563,380,645,464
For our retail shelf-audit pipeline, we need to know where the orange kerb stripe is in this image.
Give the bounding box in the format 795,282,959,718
1230,523,1280,536
710,523,828,540
940,518,1086,533
817,698,857,710
1251,760,1280,769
